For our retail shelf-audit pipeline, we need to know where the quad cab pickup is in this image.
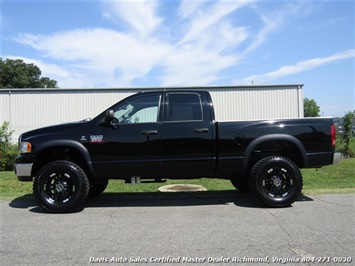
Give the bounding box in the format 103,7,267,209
15,90,341,212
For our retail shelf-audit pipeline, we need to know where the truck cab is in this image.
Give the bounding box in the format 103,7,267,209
88,90,216,179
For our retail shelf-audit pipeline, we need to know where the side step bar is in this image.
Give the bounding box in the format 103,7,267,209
125,177,166,185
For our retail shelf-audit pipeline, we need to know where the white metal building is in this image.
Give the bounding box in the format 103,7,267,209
0,84,304,141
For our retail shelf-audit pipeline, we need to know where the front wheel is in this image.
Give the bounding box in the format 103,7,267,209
249,156,303,208
33,160,89,213
231,177,250,193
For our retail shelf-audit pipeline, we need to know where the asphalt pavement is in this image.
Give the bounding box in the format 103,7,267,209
1,191,354,266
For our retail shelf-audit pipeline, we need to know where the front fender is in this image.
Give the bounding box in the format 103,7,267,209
34,140,96,178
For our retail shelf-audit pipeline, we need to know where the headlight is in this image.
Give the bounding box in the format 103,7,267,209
20,141,32,154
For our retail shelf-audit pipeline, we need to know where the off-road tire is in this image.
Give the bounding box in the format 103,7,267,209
230,177,250,193
88,179,109,197
249,156,303,207
33,160,89,213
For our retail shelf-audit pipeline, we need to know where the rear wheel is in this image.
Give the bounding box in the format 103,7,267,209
88,179,108,197
249,156,303,207
33,160,89,213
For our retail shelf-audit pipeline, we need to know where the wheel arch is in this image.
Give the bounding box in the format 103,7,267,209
242,134,308,174
32,140,96,179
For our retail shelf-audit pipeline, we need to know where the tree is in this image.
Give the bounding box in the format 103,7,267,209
342,111,355,158
0,58,58,88
304,98,320,117
38,77,58,88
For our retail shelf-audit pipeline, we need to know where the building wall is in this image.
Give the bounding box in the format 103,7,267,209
0,85,303,141
205,85,303,121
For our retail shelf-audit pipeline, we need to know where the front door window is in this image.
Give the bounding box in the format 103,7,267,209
113,94,161,124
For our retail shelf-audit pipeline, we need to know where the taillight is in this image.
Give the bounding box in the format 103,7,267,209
330,124,336,147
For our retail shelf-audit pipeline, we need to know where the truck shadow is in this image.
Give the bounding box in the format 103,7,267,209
9,191,313,213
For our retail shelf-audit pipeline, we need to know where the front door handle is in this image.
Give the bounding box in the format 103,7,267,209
194,128,209,133
142,130,158,135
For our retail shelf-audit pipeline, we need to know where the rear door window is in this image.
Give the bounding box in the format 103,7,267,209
166,93,203,121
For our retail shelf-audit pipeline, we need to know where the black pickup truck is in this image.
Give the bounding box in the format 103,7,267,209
15,90,341,212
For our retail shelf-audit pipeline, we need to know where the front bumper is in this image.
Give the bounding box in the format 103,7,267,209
14,154,36,181
15,163,33,181
332,152,342,165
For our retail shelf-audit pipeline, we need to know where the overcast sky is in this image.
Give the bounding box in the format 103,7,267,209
1,0,354,117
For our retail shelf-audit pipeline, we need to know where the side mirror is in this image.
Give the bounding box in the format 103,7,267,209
99,109,115,127
105,109,114,122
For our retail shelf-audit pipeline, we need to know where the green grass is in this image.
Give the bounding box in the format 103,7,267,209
1,158,354,200
0,172,34,200
301,157,355,194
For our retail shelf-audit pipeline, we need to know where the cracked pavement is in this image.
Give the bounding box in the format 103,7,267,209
1,192,354,265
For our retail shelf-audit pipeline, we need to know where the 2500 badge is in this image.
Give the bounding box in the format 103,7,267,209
90,135,104,143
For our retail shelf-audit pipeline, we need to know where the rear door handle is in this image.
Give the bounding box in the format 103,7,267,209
194,128,209,133
142,130,158,135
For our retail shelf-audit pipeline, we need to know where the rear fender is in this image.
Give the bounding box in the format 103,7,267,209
242,134,308,174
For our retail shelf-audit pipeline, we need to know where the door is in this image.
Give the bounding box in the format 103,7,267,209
161,92,214,177
89,92,163,178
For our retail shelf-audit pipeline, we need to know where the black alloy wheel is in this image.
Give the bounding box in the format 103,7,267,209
249,156,303,207
33,160,89,213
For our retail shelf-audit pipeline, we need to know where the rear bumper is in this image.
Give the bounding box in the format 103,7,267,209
332,152,342,165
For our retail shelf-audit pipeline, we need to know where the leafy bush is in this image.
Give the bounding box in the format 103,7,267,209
336,137,355,158
0,122,18,171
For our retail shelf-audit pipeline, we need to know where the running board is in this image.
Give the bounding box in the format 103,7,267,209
125,177,166,185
